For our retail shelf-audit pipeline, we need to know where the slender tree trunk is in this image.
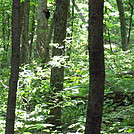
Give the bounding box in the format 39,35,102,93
85,0,105,134
72,0,87,23
36,0,49,63
2,8,5,47
5,0,21,133
20,0,30,64
116,0,128,51
127,0,133,45
46,13,55,47
29,5,36,60
6,13,11,52
1,5,11,64
66,0,74,61
49,0,69,131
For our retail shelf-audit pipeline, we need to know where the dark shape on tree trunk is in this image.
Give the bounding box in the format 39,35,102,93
43,9,50,19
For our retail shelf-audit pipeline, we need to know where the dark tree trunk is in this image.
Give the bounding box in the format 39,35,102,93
5,0,21,134
116,0,128,51
49,0,69,131
85,0,105,134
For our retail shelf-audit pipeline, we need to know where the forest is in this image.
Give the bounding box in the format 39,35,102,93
0,0,134,133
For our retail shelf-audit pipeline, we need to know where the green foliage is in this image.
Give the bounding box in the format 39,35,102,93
0,0,134,133
105,48,134,92
8,46,133,133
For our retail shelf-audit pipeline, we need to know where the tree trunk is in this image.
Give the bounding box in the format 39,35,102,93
20,0,30,64
1,4,11,65
36,0,49,63
116,0,128,51
66,0,74,61
46,13,55,47
48,0,69,131
127,0,133,45
5,0,21,133
85,0,105,134
29,4,36,60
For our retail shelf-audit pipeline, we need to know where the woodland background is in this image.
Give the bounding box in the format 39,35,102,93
0,0,134,133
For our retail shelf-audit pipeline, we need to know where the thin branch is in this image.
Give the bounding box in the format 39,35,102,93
72,0,87,23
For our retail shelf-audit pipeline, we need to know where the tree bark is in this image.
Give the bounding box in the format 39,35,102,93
127,0,133,45
85,0,105,134
29,4,36,60
36,0,49,63
46,12,55,47
66,0,74,61
116,0,128,51
5,0,21,133
20,0,30,64
49,0,69,131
